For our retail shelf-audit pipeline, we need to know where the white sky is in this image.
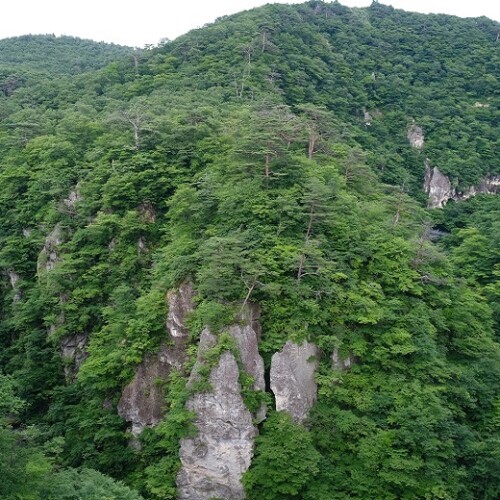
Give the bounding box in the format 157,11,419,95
0,1,499,48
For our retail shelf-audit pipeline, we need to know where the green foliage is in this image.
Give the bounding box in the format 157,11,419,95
243,411,321,499
0,34,132,75
141,371,195,499
0,2,498,499
42,468,144,500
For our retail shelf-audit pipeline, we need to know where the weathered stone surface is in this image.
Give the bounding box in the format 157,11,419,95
118,283,194,436
166,282,195,338
61,333,87,380
230,305,266,403
407,124,424,149
63,187,82,210
37,224,64,273
177,350,255,500
187,328,218,387
424,161,500,209
226,305,266,422
7,271,21,303
363,109,372,126
137,236,147,253
139,201,156,223
8,271,20,289
270,340,319,423
478,176,500,195
117,344,184,436
424,161,453,208
331,347,357,371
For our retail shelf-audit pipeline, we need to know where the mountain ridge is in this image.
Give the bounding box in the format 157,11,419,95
0,2,498,499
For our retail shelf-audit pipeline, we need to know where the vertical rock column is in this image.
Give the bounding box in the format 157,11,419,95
177,305,265,500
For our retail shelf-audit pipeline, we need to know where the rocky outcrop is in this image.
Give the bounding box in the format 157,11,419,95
477,176,500,195
166,282,195,338
424,161,500,208
424,161,453,208
118,344,185,437
270,340,319,423
139,201,156,223
61,333,87,380
7,271,21,303
118,283,194,436
178,336,255,500
229,305,266,422
37,224,64,273
177,306,265,500
407,124,424,149
331,347,357,371
63,187,82,212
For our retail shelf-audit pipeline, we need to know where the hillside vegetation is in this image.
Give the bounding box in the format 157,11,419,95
0,2,498,499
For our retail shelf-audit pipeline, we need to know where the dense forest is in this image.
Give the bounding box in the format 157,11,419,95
0,1,499,499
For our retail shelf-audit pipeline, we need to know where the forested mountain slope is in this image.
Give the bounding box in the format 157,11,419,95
0,34,132,75
0,2,499,499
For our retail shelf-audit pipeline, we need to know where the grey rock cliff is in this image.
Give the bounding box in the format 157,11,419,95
177,334,255,500
424,161,500,208
177,305,266,500
229,305,266,422
166,282,195,338
407,124,424,149
37,224,64,273
270,340,319,423
7,271,21,303
117,283,194,436
424,161,453,208
118,345,184,436
61,333,88,381
331,347,357,371
63,186,82,212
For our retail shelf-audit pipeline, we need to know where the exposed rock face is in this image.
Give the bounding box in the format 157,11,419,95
229,305,266,422
178,345,255,500
363,109,372,126
118,344,185,436
177,305,266,500
137,236,147,253
270,340,319,423
139,201,156,223
407,124,424,149
424,161,500,208
61,333,87,380
8,271,21,303
424,161,453,208
478,176,500,195
166,282,195,338
331,347,357,371
118,283,194,436
8,271,20,289
37,224,64,273
63,187,82,211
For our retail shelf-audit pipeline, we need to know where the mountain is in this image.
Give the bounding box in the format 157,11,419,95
0,34,132,75
0,2,498,499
